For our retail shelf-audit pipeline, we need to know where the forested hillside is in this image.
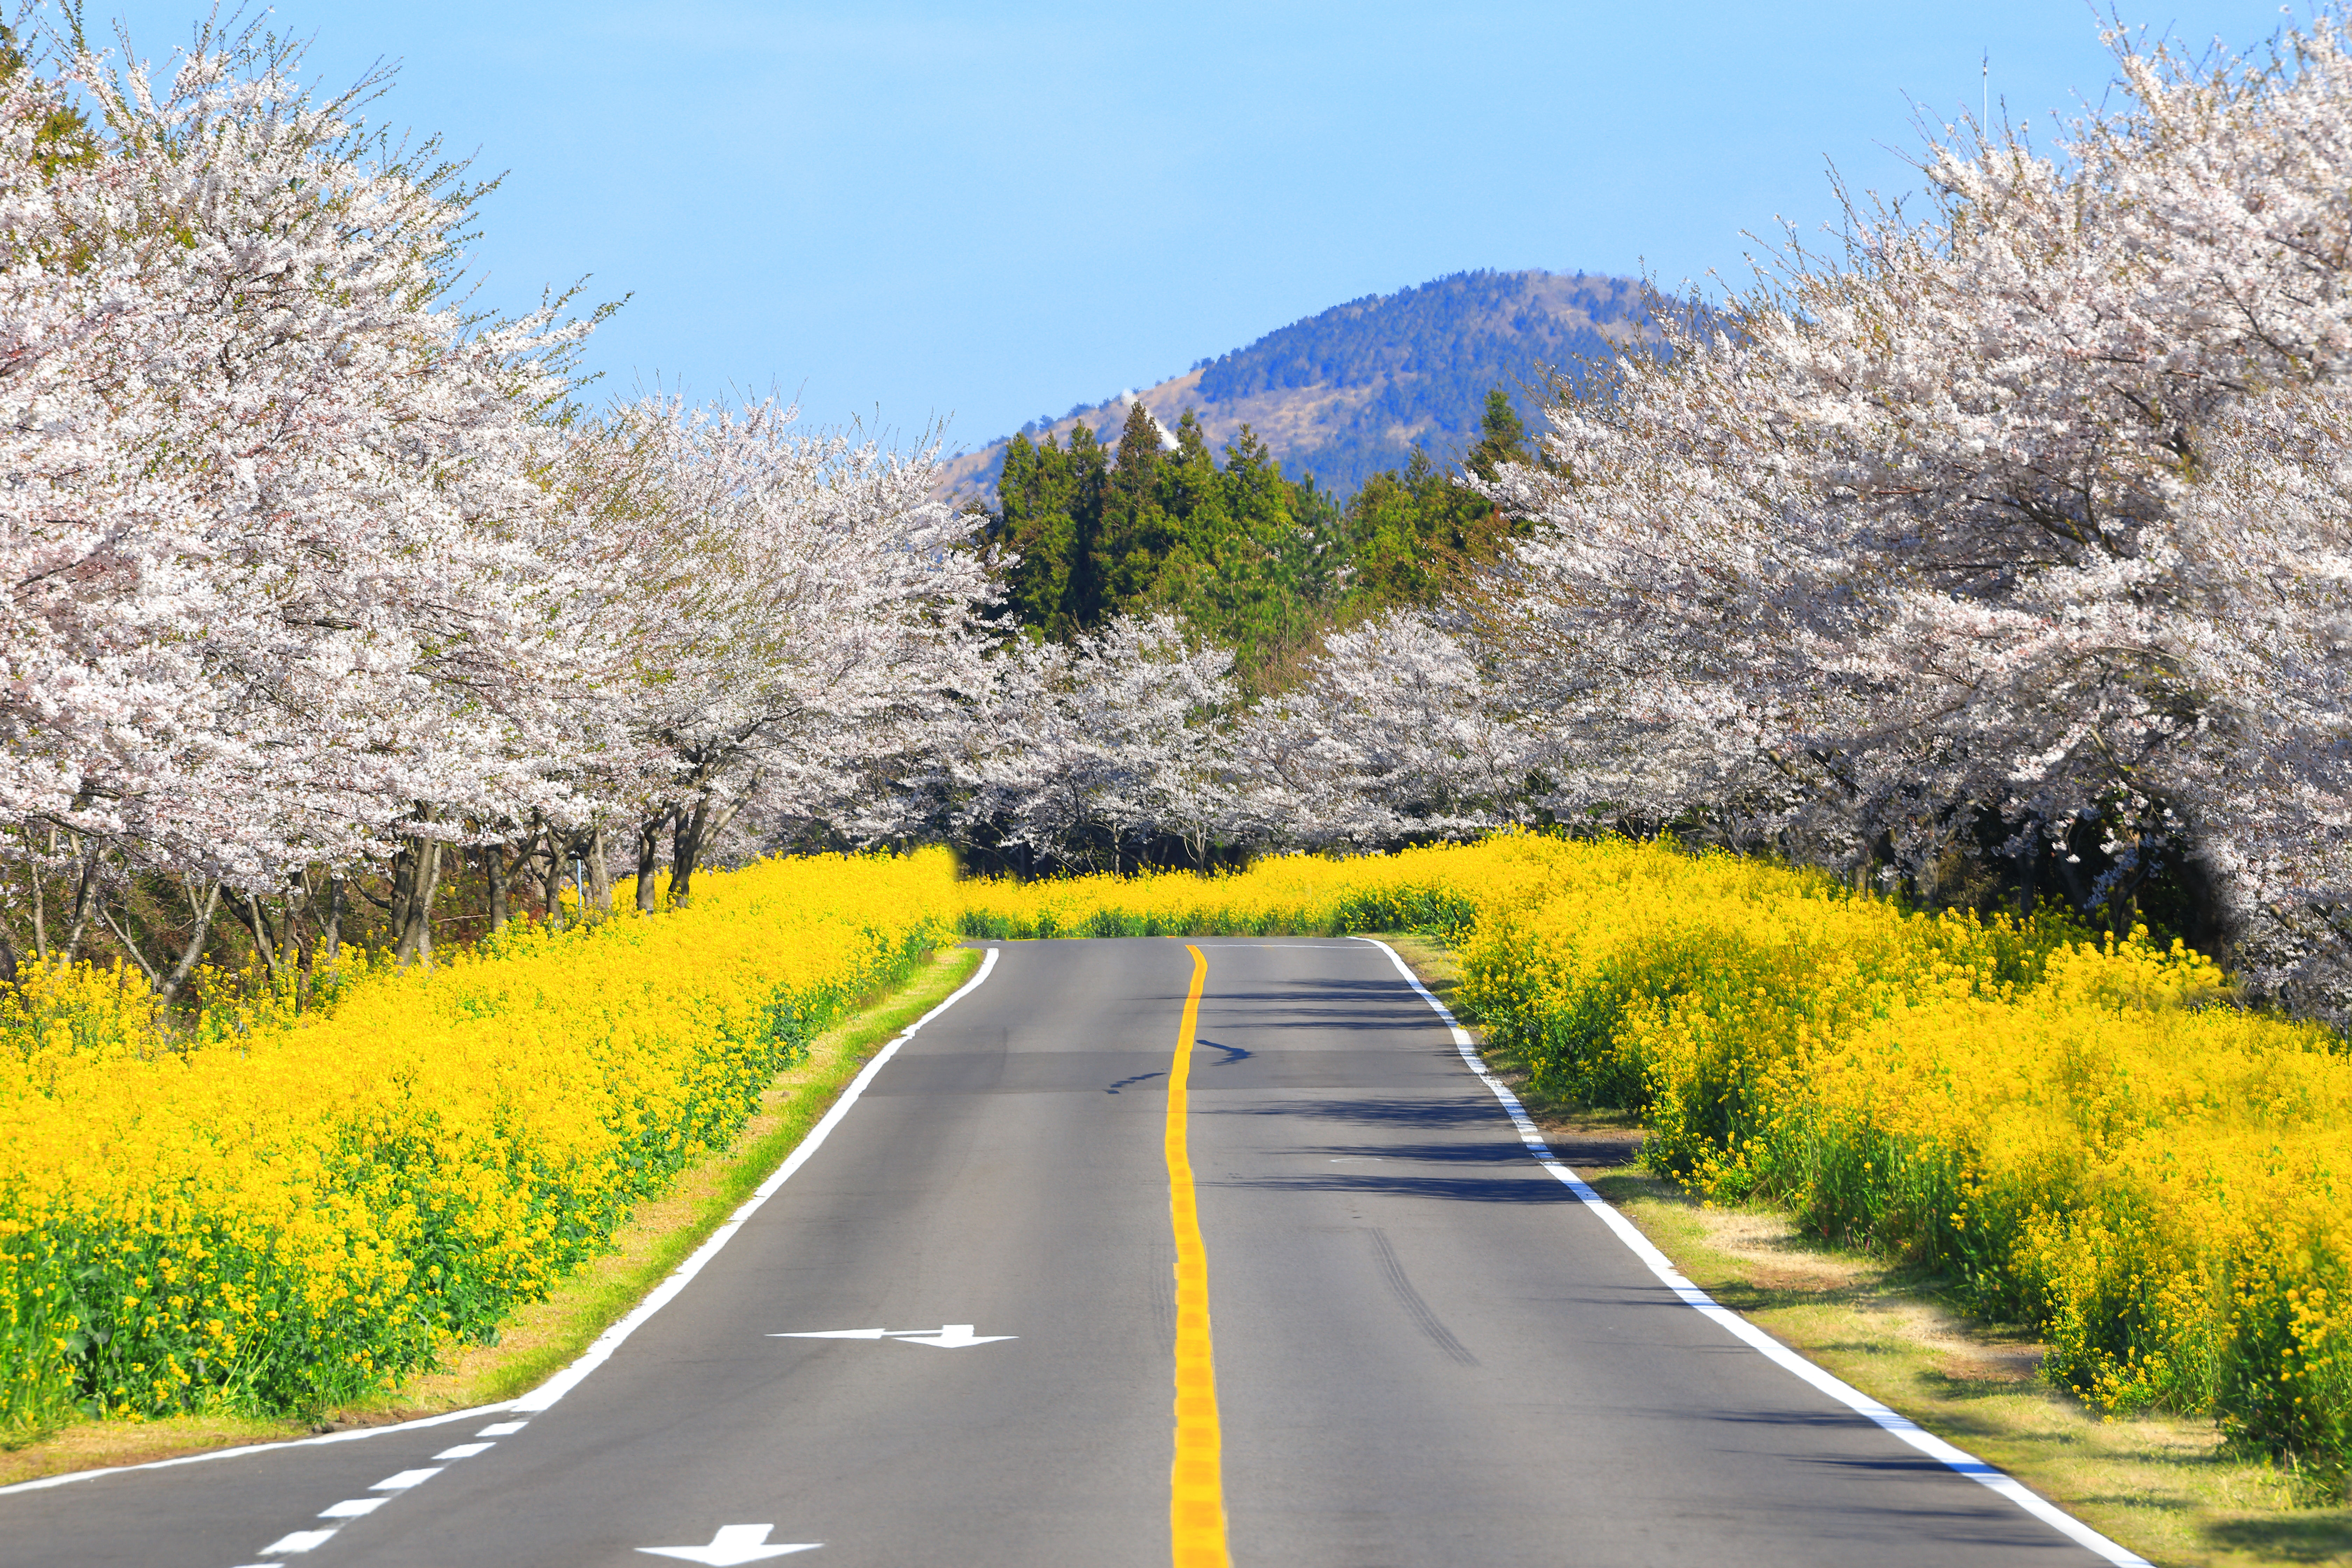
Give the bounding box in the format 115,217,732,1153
1190,269,1657,493
937,268,1660,503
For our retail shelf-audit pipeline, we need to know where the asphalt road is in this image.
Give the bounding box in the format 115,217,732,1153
1,937,2132,1568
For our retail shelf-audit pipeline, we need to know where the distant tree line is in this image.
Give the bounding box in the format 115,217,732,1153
985,389,1535,690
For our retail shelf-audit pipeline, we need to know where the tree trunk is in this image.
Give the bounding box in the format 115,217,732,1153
238,891,285,990
23,835,46,963
670,798,710,905
483,842,508,932
61,842,98,962
388,845,416,943
392,833,444,969
154,880,221,1003
670,785,757,907
282,875,311,979
315,876,344,976
636,809,667,913
2015,816,2041,920
540,827,565,930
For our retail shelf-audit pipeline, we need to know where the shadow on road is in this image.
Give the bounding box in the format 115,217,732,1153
1208,1169,1578,1204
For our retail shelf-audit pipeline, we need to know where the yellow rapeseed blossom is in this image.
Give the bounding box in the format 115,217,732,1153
1,849,957,1427
7,833,2347,1483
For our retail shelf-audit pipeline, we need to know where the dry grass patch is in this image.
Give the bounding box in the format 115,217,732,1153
0,944,983,1489
1591,1166,2351,1567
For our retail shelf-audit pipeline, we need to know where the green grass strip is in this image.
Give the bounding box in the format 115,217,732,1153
464,946,985,1406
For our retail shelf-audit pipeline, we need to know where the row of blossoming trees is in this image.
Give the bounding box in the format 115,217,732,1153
1465,10,2352,1019
0,15,991,991
923,9,2352,1023
8,8,2352,1022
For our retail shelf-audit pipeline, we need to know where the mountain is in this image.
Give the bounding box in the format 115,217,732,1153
937,268,1669,505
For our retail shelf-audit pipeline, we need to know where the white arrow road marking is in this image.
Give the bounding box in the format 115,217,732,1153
511,949,998,1418
769,1324,1016,1349
636,1523,822,1564
897,1323,1016,1348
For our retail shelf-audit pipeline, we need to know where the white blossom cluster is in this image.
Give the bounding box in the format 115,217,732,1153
1465,9,2352,1014
910,6,2352,1020
855,609,1526,874
18,5,2352,1020
0,15,987,979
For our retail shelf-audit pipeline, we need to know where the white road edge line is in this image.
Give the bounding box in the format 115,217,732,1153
511,944,1000,1413
1348,934,2151,1568
0,945,1001,1496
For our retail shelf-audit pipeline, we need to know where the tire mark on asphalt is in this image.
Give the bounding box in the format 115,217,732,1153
1367,1227,1478,1366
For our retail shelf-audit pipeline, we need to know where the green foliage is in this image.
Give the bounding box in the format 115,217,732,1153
992,382,1544,687
1335,388,1536,618
994,421,1110,641
991,404,1344,684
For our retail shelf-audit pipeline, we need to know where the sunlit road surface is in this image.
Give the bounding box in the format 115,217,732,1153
0,938,2132,1568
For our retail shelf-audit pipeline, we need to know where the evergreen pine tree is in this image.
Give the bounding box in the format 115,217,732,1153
1100,400,1175,613
1465,387,1533,481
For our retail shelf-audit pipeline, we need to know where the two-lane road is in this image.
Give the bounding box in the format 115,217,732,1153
1,938,2132,1567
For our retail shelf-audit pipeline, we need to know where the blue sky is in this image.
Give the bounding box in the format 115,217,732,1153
100,1,2292,451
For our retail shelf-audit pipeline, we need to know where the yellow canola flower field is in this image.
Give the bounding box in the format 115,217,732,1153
957,834,2352,1483
0,849,957,1429
5,832,2347,1487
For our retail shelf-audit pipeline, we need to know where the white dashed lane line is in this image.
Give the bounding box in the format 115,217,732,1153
372,1468,443,1490
252,1525,337,1557
228,1420,527,1564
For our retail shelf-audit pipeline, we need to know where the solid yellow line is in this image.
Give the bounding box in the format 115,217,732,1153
1167,943,1230,1568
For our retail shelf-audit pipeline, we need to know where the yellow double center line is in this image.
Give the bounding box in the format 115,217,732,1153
1167,944,1229,1568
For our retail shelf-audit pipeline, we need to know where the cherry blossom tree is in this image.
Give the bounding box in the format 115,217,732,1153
0,12,611,979
946,614,1239,874
1236,610,1530,849
585,394,994,906
1477,5,2352,1009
